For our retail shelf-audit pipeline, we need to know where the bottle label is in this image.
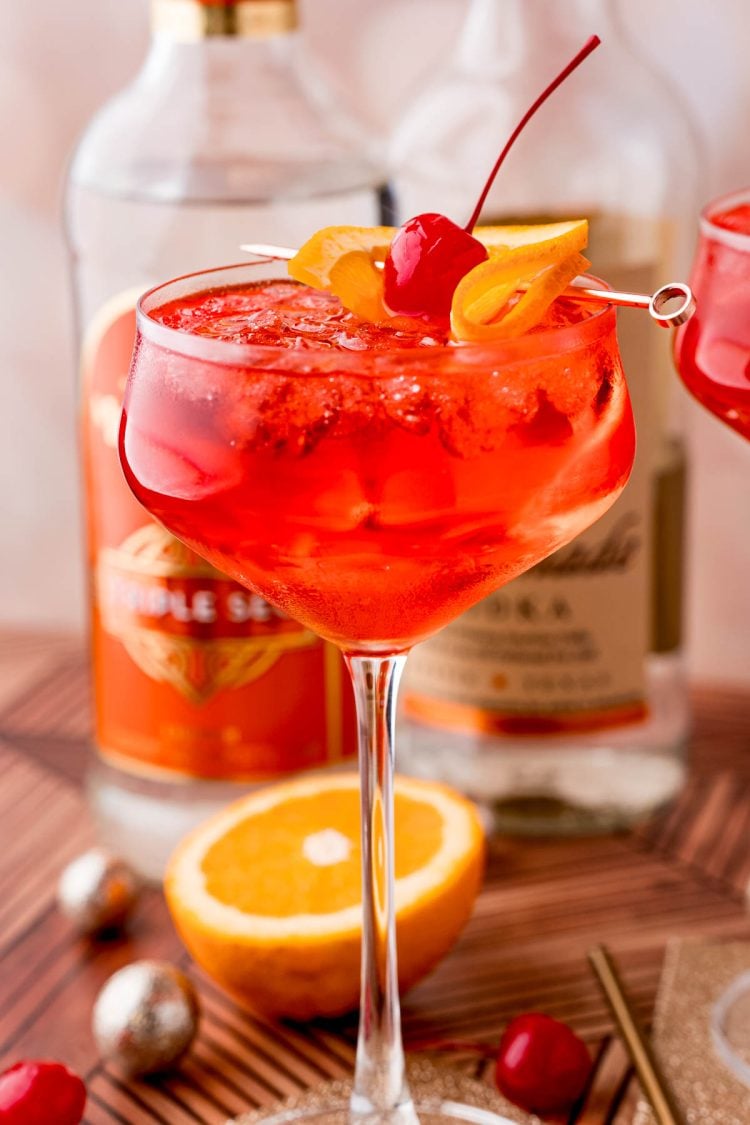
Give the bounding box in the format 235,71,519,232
404,217,677,737
83,292,355,779
403,502,649,736
96,524,319,705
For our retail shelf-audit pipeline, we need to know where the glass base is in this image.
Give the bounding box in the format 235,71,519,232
230,1060,523,1125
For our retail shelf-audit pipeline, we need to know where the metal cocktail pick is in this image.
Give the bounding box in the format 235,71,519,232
569,278,696,328
240,243,696,329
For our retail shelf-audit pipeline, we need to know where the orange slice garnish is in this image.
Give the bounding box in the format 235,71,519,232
328,251,427,332
451,220,589,341
328,250,388,323
451,249,589,342
489,251,589,338
289,225,395,288
474,219,588,255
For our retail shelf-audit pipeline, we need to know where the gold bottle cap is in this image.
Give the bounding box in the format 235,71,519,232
152,0,298,41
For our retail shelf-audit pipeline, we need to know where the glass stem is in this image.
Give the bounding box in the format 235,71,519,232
346,653,415,1123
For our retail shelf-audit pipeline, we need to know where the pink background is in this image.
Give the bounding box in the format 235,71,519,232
3,0,749,683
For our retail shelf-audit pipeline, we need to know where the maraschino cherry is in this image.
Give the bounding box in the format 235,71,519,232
383,35,601,322
0,1060,86,1125
495,1013,592,1115
383,212,489,321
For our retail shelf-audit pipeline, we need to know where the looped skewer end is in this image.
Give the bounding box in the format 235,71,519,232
649,282,696,328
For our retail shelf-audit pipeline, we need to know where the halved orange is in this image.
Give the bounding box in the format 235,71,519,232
165,773,485,1020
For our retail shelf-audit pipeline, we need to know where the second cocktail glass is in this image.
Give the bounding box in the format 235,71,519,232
674,187,750,441
121,263,635,1124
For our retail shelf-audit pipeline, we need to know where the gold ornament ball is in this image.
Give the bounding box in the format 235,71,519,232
57,848,140,935
93,960,200,1077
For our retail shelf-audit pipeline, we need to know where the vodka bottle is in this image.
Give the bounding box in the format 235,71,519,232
67,0,390,877
394,0,699,833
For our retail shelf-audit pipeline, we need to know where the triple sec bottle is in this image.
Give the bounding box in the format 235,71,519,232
394,0,699,833
67,0,390,877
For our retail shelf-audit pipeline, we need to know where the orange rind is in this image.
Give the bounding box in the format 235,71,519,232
449,220,589,341
451,249,590,342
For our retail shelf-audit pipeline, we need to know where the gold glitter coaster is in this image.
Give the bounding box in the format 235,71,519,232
634,940,750,1125
228,1057,538,1124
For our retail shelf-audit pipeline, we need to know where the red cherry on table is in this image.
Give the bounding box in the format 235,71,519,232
0,1060,86,1125
383,212,488,322
495,1013,592,1115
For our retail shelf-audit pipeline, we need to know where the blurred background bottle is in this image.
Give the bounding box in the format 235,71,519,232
394,0,700,833
66,0,390,878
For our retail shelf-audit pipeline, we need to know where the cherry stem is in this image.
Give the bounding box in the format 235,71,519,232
464,34,601,233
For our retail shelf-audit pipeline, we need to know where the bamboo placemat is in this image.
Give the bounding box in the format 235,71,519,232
1,630,749,1124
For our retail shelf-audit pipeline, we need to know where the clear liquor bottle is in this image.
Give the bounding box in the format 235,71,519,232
393,0,700,833
66,0,391,877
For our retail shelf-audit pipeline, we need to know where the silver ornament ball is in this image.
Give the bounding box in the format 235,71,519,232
92,960,200,1077
57,848,140,935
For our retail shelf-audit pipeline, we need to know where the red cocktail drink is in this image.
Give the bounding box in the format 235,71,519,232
122,267,634,654
675,188,750,440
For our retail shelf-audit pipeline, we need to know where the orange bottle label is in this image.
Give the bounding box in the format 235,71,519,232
82,291,356,780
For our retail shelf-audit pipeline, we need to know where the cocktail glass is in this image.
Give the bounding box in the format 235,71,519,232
120,262,635,1125
674,187,750,441
674,190,750,1088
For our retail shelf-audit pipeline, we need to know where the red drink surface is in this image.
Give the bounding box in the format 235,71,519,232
675,194,750,440
712,203,750,235
122,278,634,653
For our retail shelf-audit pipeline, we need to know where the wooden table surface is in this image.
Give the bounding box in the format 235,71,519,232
1,629,749,1124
